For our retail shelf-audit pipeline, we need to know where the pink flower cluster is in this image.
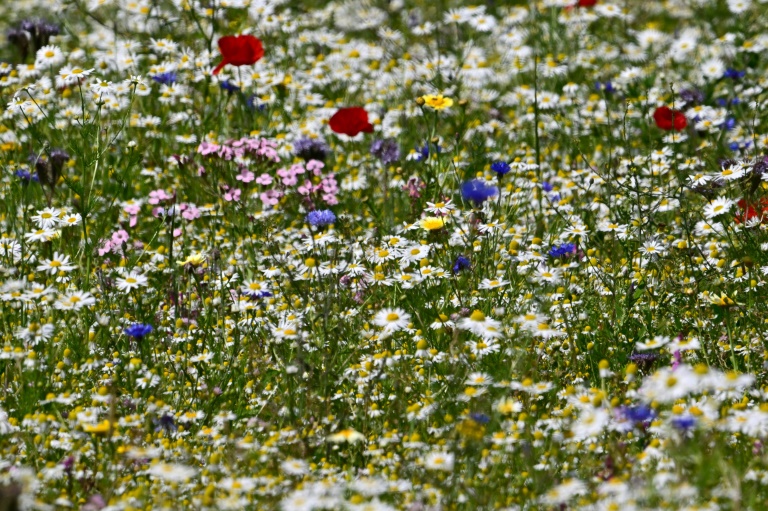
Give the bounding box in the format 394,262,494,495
260,159,338,208
196,136,337,209
98,229,130,256
197,137,281,163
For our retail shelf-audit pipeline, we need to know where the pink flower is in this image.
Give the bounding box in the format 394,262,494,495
255,173,272,185
112,229,129,244
224,188,241,202
197,141,220,156
298,180,313,195
148,189,172,205
260,190,281,206
236,168,255,183
182,205,201,220
307,159,324,175
98,239,114,256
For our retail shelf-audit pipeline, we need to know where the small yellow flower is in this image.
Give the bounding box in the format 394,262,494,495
327,428,365,444
177,252,206,267
709,292,736,307
420,216,447,231
420,94,454,110
83,420,112,436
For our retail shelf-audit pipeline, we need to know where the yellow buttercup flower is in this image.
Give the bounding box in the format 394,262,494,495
83,420,112,436
709,292,736,307
420,216,447,231
420,94,454,110
177,252,206,267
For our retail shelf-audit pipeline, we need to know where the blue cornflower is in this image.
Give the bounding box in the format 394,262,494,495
124,323,153,339
219,80,240,93
724,117,736,131
15,169,38,183
622,405,655,424
542,182,554,193
306,209,336,227
595,81,614,93
461,179,498,205
246,94,267,111
246,290,273,301
549,243,577,258
723,68,745,80
470,412,490,424
151,72,177,85
452,255,471,274
671,415,696,431
491,161,511,177
413,142,440,162
153,414,177,433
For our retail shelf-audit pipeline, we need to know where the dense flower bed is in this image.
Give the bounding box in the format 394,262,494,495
2,0,768,509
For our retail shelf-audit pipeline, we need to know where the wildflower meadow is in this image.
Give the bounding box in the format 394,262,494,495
3,0,768,509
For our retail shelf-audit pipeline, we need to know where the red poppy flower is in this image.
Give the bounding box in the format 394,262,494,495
329,107,374,137
213,34,264,75
577,0,598,6
653,106,687,131
736,198,768,224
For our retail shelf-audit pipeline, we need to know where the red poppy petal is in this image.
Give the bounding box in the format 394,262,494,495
330,107,372,137
216,35,264,72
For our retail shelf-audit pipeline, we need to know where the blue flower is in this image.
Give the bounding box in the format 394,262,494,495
414,142,440,162
491,161,511,177
306,210,336,227
622,405,655,424
15,169,39,183
124,323,153,339
151,72,177,85
595,81,614,93
549,243,577,258
461,179,498,205
723,68,745,80
246,95,267,111
671,415,696,431
542,182,554,193
219,80,240,93
470,412,490,424
452,255,471,274
153,413,177,433
246,290,273,301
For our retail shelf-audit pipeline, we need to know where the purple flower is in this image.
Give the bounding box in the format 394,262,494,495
461,179,498,205
294,137,330,163
370,139,400,165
